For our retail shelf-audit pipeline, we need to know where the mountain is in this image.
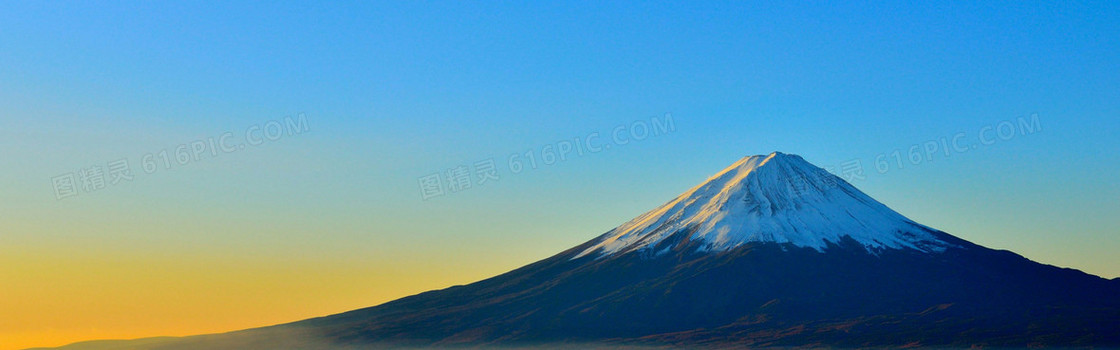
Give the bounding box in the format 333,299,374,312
38,152,1120,350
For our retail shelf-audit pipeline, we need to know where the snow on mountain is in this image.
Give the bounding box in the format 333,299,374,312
575,152,950,259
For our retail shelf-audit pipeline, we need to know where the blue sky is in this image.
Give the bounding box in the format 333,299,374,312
1,1,1118,348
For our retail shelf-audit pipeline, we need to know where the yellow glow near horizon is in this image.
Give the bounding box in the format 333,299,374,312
0,247,523,350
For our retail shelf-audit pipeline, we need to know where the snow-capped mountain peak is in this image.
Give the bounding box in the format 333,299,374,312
575,152,949,259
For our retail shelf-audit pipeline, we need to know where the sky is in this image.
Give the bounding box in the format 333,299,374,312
2,1,1119,349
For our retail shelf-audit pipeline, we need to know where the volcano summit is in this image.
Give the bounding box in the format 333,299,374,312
577,152,950,258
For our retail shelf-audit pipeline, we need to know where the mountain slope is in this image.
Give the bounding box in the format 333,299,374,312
38,152,1120,350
